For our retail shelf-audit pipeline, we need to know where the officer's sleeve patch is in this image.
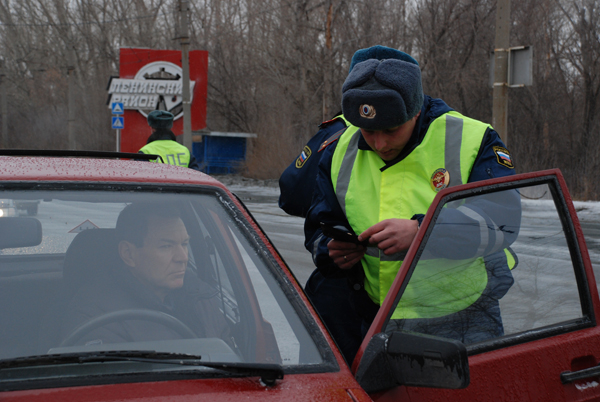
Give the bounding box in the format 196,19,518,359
493,146,514,169
295,145,312,168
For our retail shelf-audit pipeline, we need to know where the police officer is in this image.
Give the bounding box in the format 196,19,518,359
279,46,411,218
139,110,201,171
280,46,450,365
278,113,348,217
304,46,520,364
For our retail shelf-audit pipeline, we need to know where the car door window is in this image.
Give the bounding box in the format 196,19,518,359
188,196,324,365
383,180,589,348
500,184,582,336
230,232,300,363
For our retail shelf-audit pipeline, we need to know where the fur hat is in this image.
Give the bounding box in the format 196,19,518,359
147,110,174,129
349,45,419,72
342,58,424,130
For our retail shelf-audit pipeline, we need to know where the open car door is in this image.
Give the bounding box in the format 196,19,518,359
353,169,600,401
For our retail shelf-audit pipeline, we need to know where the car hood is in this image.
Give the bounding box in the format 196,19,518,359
0,373,372,402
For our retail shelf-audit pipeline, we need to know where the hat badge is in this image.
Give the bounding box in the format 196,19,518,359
359,104,376,119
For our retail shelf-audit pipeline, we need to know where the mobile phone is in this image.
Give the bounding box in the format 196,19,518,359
320,222,369,246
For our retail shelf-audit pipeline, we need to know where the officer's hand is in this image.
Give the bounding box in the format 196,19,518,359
327,239,366,270
359,219,418,255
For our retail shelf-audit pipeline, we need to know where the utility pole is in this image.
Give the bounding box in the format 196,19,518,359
322,2,333,122
0,60,7,147
178,0,192,151
67,46,77,150
492,0,511,145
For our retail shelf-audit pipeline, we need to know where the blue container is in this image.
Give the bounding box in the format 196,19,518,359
193,136,247,174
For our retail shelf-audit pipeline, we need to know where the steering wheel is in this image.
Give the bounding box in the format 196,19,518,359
59,309,197,347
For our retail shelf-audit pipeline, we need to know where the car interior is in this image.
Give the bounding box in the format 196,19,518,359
0,187,324,374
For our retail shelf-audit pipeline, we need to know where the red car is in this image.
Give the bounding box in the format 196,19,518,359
0,152,598,401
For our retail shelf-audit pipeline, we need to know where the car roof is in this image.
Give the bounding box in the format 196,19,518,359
0,156,227,189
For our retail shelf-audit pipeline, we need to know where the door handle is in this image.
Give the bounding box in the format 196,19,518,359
561,365,600,384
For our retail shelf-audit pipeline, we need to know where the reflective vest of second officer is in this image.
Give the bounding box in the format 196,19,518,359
138,110,201,171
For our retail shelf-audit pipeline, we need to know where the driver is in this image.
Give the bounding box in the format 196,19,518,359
60,203,232,347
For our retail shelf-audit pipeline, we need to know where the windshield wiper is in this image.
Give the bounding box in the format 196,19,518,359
0,351,284,386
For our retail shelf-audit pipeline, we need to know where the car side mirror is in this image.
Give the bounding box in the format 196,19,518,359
355,331,469,393
0,217,42,249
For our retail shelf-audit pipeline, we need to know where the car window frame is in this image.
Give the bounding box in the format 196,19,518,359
354,169,597,371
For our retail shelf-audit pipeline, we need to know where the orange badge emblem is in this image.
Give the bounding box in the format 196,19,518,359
431,168,450,192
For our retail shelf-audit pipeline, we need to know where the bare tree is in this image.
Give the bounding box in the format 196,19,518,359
0,0,599,195
555,0,600,198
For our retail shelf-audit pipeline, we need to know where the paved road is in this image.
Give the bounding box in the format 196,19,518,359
233,189,314,287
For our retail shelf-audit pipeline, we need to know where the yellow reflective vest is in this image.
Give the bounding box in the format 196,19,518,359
331,111,506,318
139,140,191,167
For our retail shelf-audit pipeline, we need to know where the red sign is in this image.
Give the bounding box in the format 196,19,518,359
113,48,208,153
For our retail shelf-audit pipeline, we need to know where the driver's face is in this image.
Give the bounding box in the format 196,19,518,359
124,215,190,301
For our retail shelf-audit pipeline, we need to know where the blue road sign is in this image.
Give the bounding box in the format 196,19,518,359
111,102,124,115
112,116,124,129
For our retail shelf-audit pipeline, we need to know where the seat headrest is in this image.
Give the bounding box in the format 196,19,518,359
63,228,118,295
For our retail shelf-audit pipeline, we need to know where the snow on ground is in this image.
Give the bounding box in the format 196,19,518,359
213,174,600,224
572,200,600,222
210,175,279,193
213,174,600,296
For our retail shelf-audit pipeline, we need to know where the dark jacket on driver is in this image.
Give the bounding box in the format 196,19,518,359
60,263,231,346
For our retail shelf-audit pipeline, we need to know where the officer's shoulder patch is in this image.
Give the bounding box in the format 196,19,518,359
295,145,312,168
493,146,514,169
318,115,343,129
318,128,346,152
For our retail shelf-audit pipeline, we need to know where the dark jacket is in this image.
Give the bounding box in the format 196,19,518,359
61,263,231,346
279,115,348,217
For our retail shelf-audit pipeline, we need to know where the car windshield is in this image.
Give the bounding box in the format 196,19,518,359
0,184,328,381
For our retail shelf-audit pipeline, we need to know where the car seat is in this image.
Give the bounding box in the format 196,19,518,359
37,228,119,353
62,228,118,297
